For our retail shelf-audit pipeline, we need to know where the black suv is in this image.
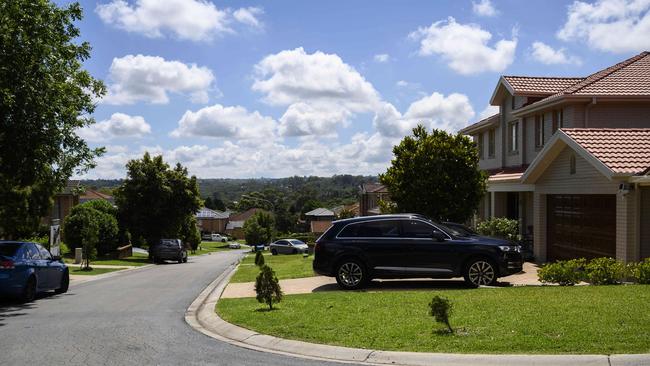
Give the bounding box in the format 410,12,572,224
313,214,523,289
150,239,188,264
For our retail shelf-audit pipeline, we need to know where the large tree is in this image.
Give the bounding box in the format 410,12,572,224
380,125,486,222
114,153,202,246
0,1,105,238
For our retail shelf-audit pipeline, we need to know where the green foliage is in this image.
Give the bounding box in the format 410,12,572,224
629,258,650,284
243,211,275,245
280,232,317,244
180,216,201,252
379,125,486,222
538,259,586,286
336,208,356,220
255,265,283,310
429,295,453,333
62,202,119,256
255,250,265,267
114,153,202,246
80,199,117,217
0,0,106,238
584,257,626,285
476,217,520,241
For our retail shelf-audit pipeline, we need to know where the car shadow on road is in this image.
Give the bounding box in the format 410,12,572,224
312,279,514,293
0,291,76,326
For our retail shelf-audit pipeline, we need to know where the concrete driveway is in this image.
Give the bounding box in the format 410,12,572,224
222,262,541,298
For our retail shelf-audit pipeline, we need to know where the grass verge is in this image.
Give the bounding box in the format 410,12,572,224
229,252,314,283
69,267,126,276
65,252,150,267
217,285,650,354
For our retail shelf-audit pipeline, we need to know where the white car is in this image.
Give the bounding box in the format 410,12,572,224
228,242,241,249
211,234,227,242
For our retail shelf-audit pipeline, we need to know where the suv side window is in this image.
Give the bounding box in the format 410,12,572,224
402,220,444,239
340,220,401,238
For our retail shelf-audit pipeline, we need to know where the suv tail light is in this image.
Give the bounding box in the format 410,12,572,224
1,260,15,269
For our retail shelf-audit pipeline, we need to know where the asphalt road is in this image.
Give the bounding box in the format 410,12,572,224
0,251,355,366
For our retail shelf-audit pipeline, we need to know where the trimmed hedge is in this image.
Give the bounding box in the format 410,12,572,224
538,257,650,285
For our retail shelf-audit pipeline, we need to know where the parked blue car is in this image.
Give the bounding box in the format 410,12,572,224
0,241,69,302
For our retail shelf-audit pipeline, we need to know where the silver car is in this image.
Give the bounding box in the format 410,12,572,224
269,239,309,255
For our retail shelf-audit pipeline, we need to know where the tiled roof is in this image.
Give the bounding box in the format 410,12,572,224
230,208,267,222
459,113,499,134
526,51,650,106
305,208,335,217
79,189,114,202
361,183,388,193
562,128,650,174
502,76,584,95
196,207,229,219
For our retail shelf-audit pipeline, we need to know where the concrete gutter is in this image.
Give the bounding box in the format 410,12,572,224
185,265,649,366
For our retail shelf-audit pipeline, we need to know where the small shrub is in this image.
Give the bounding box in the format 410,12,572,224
538,258,586,286
476,217,520,241
584,257,626,285
255,265,283,310
429,295,453,333
629,258,650,284
254,250,265,267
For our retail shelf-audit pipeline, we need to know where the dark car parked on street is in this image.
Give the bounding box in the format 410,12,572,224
0,241,69,302
313,214,523,289
150,239,188,264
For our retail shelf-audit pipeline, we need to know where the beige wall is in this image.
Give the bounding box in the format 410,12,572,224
311,220,333,234
477,127,502,171
587,103,650,128
535,146,618,195
616,189,639,263
198,218,228,233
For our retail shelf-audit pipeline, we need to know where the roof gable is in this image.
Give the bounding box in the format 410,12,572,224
305,208,335,217
522,128,650,183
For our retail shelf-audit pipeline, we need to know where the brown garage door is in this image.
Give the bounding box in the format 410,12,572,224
547,194,616,261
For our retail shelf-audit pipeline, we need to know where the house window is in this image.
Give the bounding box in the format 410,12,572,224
508,121,519,153
535,115,545,148
488,128,495,158
569,154,576,175
478,133,484,159
552,109,564,133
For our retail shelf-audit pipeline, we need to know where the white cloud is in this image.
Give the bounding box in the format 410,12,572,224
478,104,500,119
96,0,232,41
396,80,410,87
278,103,350,137
103,54,215,105
171,104,276,141
409,17,517,75
374,93,475,137
473,0,498,17
78,113,151,141
374,54,390,63
557,0,650,53
233,7,264,28
530,42,582,65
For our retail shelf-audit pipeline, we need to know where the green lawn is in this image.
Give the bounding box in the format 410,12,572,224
189,241,250,256
217,285,650,354
64,252,150,267
69,267,126,276
229,252,314,283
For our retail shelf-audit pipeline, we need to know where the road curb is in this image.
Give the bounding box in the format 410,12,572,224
185,265,650,366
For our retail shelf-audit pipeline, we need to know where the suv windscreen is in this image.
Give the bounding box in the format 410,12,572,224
338,220,401,238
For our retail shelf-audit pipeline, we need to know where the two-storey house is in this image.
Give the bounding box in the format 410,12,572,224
460,51,650,263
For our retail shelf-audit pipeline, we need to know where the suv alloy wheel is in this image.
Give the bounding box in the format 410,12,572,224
464,259,497,287
335,260,367,290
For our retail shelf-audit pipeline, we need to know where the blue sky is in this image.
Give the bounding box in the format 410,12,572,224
67,0,650,179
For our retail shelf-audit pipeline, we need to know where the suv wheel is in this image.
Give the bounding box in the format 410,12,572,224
271,249,278,255
335,260,367,290
464,259,497,287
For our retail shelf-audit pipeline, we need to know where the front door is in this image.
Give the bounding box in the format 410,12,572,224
400,219,456,275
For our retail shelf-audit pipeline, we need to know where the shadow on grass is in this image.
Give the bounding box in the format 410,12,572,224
254,307,281,313
312,279,483,293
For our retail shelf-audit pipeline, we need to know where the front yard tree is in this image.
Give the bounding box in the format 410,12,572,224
0,1,106,238
62,202,118,256
115,153,202,247
380,125,486,222
255,265,283,310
